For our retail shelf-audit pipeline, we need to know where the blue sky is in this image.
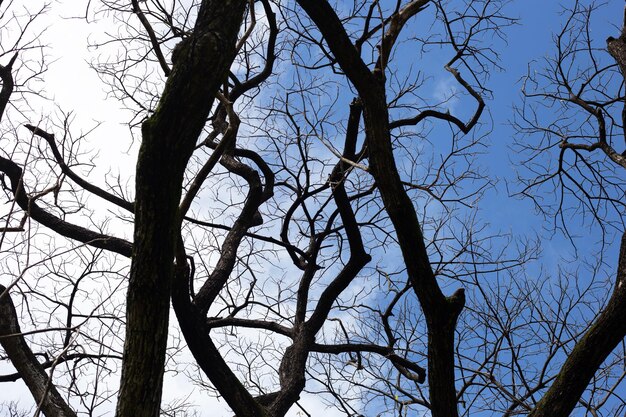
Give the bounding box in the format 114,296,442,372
485,0,622,237
2,1,626,416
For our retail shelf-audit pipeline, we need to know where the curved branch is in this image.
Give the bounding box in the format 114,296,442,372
191,98,273,314
172,251,268,417
24,124,135,212
0,155,132,257
131,0,171,76
179,93,238,217
389,65,485,134
312,342,426,383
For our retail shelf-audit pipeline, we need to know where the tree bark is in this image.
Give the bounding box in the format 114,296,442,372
115,2,248,417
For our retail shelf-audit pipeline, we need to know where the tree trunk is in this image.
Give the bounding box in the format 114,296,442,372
291,3,464,416
115,2,248,416
361,82,464,417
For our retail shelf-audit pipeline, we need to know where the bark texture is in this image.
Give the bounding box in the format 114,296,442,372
607,7,626,77
115,2,248,417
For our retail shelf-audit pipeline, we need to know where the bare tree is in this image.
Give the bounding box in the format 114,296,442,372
514,1,626,416
1,1,625,417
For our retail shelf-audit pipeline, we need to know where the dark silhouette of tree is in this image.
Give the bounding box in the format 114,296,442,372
515,2,626,416
0,1,624,417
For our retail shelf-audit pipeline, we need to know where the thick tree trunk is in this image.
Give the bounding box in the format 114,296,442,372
115,2,248,417
425,300,463,417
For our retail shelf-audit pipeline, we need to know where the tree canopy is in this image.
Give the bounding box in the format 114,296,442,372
0,1,625,416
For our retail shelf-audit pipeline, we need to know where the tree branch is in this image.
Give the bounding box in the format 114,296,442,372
0,285,77,417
